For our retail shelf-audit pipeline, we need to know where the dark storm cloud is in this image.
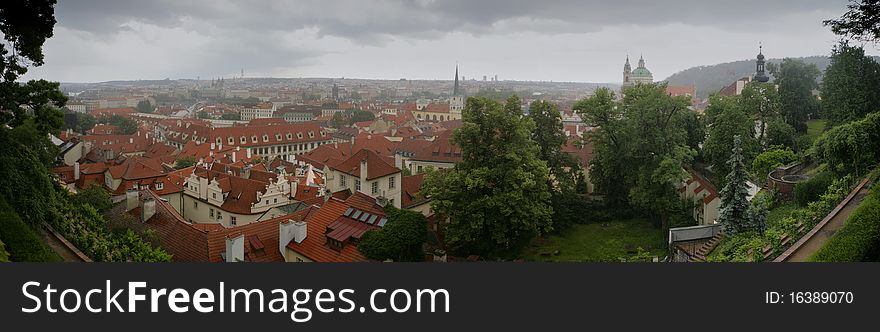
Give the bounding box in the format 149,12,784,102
29,0,855,82
56,0,847,40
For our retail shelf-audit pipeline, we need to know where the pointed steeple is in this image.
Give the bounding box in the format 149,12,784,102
624,55,631,71
453,64,460,96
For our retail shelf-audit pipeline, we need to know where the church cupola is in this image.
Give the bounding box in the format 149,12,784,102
755,44,769,82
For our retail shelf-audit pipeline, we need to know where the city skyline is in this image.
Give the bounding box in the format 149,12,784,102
21,0,873,84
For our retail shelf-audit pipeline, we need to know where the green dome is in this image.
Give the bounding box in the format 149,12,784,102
631,67,652,77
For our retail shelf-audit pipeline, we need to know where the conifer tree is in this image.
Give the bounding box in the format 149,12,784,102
718,135,754,235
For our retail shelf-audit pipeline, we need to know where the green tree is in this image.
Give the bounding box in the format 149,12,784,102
0,0,66,130
358,207,427,261
197,110,210,119
738,82,780,146
528,100,580,231
73,184,111,212
824,0,880,42
106,114,138,134
75,112,96,134
773,58,820,132
703,95,759,181
348,110,375,124
752,146,797,179
812,111,880,176
820,42,880,125
174,156,197,169
574,84,697,232
423,96,553,257
764,118,797,150
718,136,758,235
136,100,154,113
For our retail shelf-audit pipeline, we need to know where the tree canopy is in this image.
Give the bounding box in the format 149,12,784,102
825,0,880,42
358,207,427,262
821,42,880,125
423,95,552,257
772,58,820,133
574,84,697,231
704,94,759,180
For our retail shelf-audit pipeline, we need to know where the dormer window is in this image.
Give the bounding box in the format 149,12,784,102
216,138,222,144
286,133,292,140
275,134,282,141
251,135,258,143
296,132,303,139
240,136,246,144
262,134,269,142
320,131,326,137
308,131,314,138
228,137,234,145
156,182,164,190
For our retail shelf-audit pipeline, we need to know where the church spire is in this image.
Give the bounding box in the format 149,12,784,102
453,63,460,96
755,43,769,82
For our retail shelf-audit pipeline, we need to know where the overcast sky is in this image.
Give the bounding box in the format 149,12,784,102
22,0,877,83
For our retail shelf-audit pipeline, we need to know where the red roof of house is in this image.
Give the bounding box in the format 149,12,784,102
402,174,428,208
285,197,370,262
411,133,461,164
328,149,401,181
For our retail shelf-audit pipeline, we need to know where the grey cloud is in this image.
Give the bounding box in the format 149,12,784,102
57,0,849,41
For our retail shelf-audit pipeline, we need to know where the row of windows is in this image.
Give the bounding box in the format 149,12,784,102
251,141,325,156
214,131,326,145
338,174,397,192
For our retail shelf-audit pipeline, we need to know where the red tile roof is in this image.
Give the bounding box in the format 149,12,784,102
285,197,369,262
328,149,401,181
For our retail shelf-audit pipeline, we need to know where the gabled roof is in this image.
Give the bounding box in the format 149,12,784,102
284,197,371,262
411,134,461,164
402,174,429,208
328,149,400,181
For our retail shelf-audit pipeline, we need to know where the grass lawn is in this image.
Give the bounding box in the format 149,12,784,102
806,119,828,143
521,219,666,262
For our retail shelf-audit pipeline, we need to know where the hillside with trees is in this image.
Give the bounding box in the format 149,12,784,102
664,56,880,99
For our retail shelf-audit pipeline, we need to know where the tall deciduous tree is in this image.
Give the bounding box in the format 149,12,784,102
825,0,880,42
703,95,759,181
574,84,697,232
773,58,820,133
738,82,780,146
423,96,552,257
528,99,579,231
820,42,880,125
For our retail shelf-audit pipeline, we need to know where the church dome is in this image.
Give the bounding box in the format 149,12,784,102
631,67,652,77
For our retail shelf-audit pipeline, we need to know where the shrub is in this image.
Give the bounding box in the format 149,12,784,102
752,146,797,180
794,172,834,206
0,210,60,262
809,189,880,262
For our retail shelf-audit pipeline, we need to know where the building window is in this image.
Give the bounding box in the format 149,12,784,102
228,137,234,145
217,211,222,220
210,208,214,218
231,216,237,226
212,192,217,199
156,182,164,190
372,181,379,194
276,134,282,141
193,201,198,209
340,175,346,187
241,136,246,144
388,176,395,189
355,179,361,192
262,134,269,142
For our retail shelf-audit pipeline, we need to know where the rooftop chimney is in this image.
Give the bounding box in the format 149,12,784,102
292,221,307,243
210,142,216,150
128,137,134,144
125,189,138,212
359,159,368,191
74,162,81,181
232,151,237,163
141,197,156,222
246,148,252,159
394,153,403,170
225,235,245,262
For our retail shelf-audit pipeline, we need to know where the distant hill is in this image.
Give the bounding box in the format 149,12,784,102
662,56,853,99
